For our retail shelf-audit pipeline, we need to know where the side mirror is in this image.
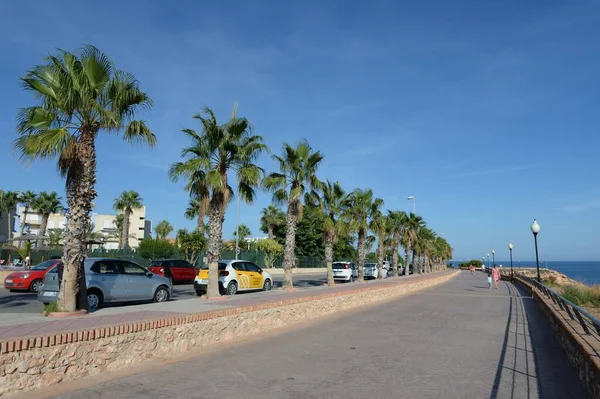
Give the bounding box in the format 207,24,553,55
146,271,153,278
258,268,263,274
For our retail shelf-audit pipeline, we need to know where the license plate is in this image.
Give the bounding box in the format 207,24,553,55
44,292,58,297
5,279,12,283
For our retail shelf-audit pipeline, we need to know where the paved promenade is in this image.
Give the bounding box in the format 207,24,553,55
41,271,587,399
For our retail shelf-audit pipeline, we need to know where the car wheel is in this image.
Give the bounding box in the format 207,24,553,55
87,289,103,310
226,281,238,296
263,279,272,291
30,279,43,293
153,286,170,303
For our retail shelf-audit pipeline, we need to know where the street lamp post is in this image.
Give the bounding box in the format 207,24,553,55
491,249,495,267
508,242,514,281
486,253,490,269
407,196,415,214
531,219,541,282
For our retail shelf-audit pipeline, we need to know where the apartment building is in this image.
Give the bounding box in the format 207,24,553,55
15,206,150,249
0,211,16,242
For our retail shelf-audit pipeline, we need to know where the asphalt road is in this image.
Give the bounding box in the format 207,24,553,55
0,273,328,314
47,272,586,399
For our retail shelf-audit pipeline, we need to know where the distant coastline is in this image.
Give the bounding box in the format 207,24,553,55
465,261,600,285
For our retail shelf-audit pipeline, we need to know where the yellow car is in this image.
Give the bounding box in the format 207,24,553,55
194,259,273,296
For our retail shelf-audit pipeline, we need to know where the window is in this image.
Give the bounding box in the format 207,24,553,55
103,220,111,229
90,261,121,274
121,262,147,276
179,260,193,268
232,262,247,271
245,263,261,272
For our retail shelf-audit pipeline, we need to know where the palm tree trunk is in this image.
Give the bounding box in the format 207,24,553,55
404,244,411,276
324,235,334,286
282,200,299,289
196,215,203,232
122,209,131,250
59,132,95,312
19,205,29,248
206,195,225,298
357,228,366,282
391,235,399,277
36,213,49,247
412,250,418,274
377,240,384,280
267,225,274,240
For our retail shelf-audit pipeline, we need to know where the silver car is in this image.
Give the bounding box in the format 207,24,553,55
38,257,172,310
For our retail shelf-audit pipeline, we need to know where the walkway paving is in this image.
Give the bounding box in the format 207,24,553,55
0,272,430,341
43,271,587,398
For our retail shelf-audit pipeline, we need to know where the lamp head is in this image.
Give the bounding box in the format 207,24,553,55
531,219,540,234
492,249,495,255
508,242,513,250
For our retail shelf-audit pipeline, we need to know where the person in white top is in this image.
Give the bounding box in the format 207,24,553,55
481,264,485,273
25,255,30,269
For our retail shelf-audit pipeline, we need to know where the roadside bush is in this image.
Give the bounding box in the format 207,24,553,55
138,238,177,260
562,284,600,308
42,302,60,316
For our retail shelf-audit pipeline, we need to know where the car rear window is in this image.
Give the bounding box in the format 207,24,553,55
200,263,227,270
332,263,349,269
150,261,163,266
365,263,377,267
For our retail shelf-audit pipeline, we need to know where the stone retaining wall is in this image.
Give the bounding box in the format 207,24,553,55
0,271,458,396
515,277,600,398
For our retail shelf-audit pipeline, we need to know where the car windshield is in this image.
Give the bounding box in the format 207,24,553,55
200,263,227,270
365,263,377,268
332,263,348,269
31,260,57,271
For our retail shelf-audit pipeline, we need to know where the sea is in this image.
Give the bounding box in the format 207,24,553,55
472,261,600,285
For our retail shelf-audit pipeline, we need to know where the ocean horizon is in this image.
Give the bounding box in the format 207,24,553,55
455,260,600,285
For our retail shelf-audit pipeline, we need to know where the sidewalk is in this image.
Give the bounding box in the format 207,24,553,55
0,272,439,342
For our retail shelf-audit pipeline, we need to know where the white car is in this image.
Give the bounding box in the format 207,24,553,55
194,259,273,296
364,261,391,279
332,261,358,282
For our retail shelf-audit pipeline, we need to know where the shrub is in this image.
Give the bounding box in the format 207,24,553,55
138,238,177,260
562,284,600,308
42,301,60,316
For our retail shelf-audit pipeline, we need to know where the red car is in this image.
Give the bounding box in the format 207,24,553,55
147,259,197,284
3,259,61,292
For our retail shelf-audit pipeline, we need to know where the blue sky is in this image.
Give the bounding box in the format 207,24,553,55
1,0,599,261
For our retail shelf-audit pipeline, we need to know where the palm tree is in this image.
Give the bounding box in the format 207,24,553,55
263,140,324,288
185,195,209,232
15,46,155,312
401,213,424,276
113,190,144,249
154,220,174,240
169,105,267,298
32,191,63,247
18,190,37,246
0,190,20,243
343,189,383,282
260,205,285,240
416,227,435,274
369,206,388,280
48,228,65,249
387,210,408,276
319,181,347,286
233,223,251,244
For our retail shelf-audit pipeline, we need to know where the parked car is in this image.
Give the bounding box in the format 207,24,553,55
147,259,197,283
3,259,61,292
363,261,390,279
194,260,273,296
332,261,357,282
38,258,172,310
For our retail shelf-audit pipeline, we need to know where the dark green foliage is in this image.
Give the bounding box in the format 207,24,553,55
138,238,177,260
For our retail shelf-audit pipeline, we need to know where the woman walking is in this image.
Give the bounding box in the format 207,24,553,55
492,265,501,289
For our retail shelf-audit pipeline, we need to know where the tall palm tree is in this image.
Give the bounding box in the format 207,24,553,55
169,105,267,298
263,140,324,288
18,190,37,246
369,206,388,280
319,181,347,286
113,190,144,249
260,205,285,240
387,210,408,276
15,46,155,312
416,227,435,274
154,220,174,240
0,190,20,243
344,189,383,282
185,195,209,232
401,213,424,276
32,191,63,247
